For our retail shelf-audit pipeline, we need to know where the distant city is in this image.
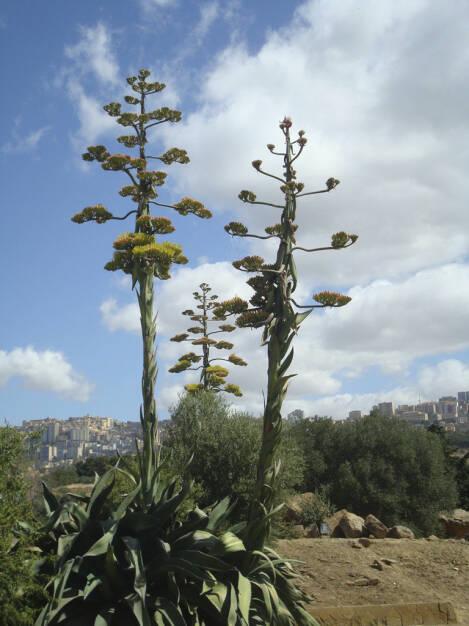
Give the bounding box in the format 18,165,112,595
286,390,469,432
18,414,169,469
17,390,469,468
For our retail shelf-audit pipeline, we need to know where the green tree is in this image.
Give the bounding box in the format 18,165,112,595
217,118,357,548
427,423,469,510
294,414,458,535
169,282,247,396
0,425,47,625
165,391,304,518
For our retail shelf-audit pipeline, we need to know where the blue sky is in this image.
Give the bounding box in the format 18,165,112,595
1,0,469,425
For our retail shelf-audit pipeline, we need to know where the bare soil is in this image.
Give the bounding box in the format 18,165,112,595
277,537,469,623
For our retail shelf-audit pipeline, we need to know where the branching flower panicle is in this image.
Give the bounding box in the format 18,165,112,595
168,282,248,396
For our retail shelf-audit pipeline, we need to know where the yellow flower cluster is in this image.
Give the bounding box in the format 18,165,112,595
71,205,113,224
313,291,352,307
173,197,212,219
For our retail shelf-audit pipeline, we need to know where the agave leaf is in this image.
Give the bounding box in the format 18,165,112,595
122,536,147,606
154,598,187,626
228,520,247,535
295,309,312,326
87,467,117,520
154,557,216,583
112,482,142,521
34,594,84,626
64,500,89,530
168,507,209,541
63,492,90,504
237,572,252,623
42,481,60,516
277,347,294,378
57,532,79,561
206,496,236,531
125,593,152,626
83,526,117,558
104,544,128,595
172,549,234,573
217,531,246,554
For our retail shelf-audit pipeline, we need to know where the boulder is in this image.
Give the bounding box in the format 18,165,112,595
439,509,469,538
387,525,414,539
305,523,320,538
290,524,306,538
324,509,348,537
358,537,371,547
365,514,388,539
283,492,315,524
339,511,367,538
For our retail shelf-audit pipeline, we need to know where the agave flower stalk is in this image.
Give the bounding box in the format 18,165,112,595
220,118,358,548
169,282,247,395
72,70,211,505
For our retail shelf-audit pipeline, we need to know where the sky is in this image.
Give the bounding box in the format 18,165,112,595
1,0,469,425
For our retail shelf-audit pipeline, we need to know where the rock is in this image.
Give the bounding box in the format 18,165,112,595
381,558,397,565
340,511,367,538
283,492,315,524
371,559,384,571
358,537,371,547
439,509,469,538
387,525,415,539
324,509,348,537
305,523,320,538
426,534,439,541
350,541,362,549
290,524,306,538
364,514,388,538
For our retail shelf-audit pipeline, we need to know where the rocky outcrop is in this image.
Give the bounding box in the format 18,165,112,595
324,509,349,537
439,509,469,538
365,514,388,538
339,511,367,538
387,525,415,539
283,492,315,524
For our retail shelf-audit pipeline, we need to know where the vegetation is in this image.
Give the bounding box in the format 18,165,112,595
169,282,247,396
0,425,47,625
292,412,458,535
216,117,357,548
30,73,317,625
164,392,304,518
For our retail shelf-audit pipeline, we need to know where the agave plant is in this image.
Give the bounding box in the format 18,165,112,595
219,118,358,549
169,282,247,396
26,461,318,625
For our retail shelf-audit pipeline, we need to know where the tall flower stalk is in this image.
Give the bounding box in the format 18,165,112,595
72,69,211,505
169,282,247,395
220,118,358,548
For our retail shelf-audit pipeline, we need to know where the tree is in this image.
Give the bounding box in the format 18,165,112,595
293,414,458,535
0,425,47,624
34,75,318,625
165,391,304,518
217,118,357,548
169,282,247,396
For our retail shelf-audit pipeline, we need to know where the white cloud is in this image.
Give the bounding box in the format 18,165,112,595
101,260,469,416
161,0,469,286
0,347,94,401
100,298,140,333
65,22,120,86
66,82,115,148
140,0,176,11
1,126,50,154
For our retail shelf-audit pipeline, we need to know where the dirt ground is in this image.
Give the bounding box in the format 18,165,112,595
277,537,469,623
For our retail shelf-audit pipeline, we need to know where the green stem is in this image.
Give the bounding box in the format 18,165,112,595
249,127,296,546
